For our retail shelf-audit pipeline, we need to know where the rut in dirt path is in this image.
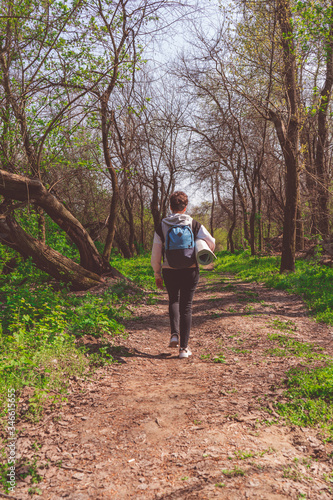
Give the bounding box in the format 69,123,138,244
13,273,333,500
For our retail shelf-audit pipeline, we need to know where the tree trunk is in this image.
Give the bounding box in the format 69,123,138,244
215,175,235,251
279,139,299,272
275,0,300,273
114,230,132,259
315,24,333,238
249,208,256,255
267,195,272,241
101,103,120,264
126,203,136,257
228,186,237,253
0,169,107,274
160,176,173,221
235,182,250,246
151,175,161,230
227,224,235,253
0,216,103,290
139,185,145,249
258,173,263,252
118,206,135,258
302,126,318,236
210,180,215,237
296,205,304,251
123,172,136,257
249,174,256,256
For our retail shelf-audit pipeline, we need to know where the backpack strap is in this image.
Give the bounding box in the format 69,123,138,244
156,219,201,242
192,219,201,239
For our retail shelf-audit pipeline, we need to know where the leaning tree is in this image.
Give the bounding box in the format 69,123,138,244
0,0,173,289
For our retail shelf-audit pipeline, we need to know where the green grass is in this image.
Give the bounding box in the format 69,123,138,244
282,465,305,481
234,450,256,460
275,364,333,438
236,290,259,302
231,347,251,355
0,278,131,421
111,254,156,289
233,448,273,460
271,318,297,331
213,353,226,363
222,466,245,477
215,251,333,439
0,251,155,424
267,333,325,360
215,250,333,325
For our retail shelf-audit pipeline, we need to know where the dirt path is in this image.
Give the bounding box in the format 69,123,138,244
13,273,333,499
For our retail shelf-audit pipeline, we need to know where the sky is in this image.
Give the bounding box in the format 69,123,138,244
141,1,224,207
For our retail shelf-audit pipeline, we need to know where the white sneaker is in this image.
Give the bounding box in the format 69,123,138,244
168,334,179,348
179,348,192,359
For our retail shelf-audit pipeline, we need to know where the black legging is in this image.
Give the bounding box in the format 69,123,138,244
162,267,199,349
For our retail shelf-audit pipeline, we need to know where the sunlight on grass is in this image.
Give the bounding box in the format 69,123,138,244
275,364,333,439
215,250,333,325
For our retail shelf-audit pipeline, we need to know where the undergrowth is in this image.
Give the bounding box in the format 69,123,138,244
275,364,333,439
0,273,132,421
214,250,333,439
267,332,326,360
214,250,333,325
0,245,157,424
111,254,156,289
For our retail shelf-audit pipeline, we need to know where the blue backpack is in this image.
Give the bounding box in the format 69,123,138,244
157,220,200,269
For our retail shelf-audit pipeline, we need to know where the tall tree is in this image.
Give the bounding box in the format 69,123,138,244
274,0,301,272
297,0,333,238
0,0,110,288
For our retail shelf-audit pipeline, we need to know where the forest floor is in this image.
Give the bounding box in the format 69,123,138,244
10,270,333,500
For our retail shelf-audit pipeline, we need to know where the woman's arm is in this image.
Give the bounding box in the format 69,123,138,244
151,232,163,288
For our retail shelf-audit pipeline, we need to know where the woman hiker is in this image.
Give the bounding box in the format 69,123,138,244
151,191,215,359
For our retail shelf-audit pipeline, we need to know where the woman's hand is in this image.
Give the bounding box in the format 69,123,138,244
155,277,164,289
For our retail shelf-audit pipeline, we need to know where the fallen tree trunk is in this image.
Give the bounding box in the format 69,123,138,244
0,170,106,274
0,216,103,290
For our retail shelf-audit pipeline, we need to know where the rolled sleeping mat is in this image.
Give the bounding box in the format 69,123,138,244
195,239,217,266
